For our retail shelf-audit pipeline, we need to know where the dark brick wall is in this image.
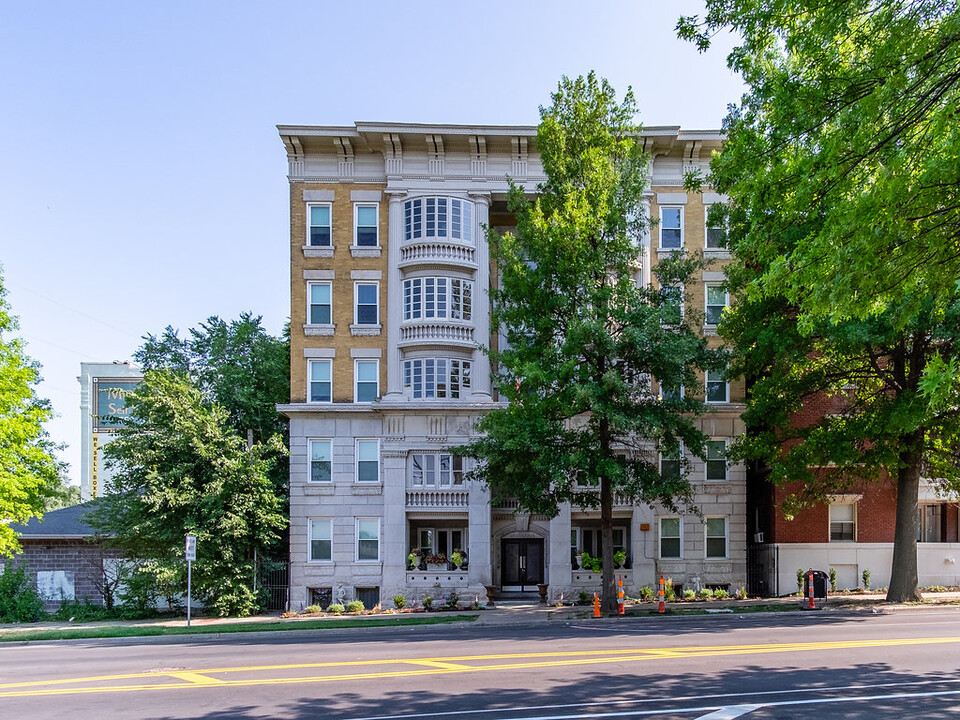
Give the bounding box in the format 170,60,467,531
8,540,125,609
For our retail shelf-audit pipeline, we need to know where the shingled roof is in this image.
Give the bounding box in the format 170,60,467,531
8,502,102,540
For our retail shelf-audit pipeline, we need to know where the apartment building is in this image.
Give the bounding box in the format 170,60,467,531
277,122,746,609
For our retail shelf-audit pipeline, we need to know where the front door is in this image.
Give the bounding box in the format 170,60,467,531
501,538,544,591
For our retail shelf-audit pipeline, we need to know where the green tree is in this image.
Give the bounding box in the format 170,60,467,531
679,1,960,601
91,370,287,616
0,270,61,556
456,74,724,615
677,1,960,326
44,477,81,511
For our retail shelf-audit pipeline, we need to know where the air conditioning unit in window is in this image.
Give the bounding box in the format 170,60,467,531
753,532,765,543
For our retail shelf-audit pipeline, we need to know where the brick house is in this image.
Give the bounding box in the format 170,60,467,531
4,503,124,609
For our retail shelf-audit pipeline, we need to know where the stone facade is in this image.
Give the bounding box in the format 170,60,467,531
278,122,746,609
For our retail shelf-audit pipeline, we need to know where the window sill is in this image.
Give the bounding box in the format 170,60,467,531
703,326,719,337
304,484,335,495
306,560,334,566
350,324,382,336
350,246,381,258
703,249,732,260
304,324,335,336
657,247,684,255
352,484,383,495
303,245,334,258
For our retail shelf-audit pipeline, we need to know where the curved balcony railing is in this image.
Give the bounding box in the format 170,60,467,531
399,321,475,348
399,240,476,269
406,489,470,509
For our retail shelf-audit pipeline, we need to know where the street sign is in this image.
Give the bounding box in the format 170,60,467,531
185,534,196,562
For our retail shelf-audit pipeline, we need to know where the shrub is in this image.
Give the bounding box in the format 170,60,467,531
304,604,324,614
346,600,365,613
326,603,345,615
639,586,653,601
423,596,434,610
736,586,748,600
0,565,46,623
796,568,805,594
663,578,676,602
446,592,459,609
52,598,111,622
862,569,871,589
828,567,838,592
393,594,407,609
683,589,696,601
699,588,714,600
713,588,730,600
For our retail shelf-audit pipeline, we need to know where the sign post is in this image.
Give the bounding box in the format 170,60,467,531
185,534,196,627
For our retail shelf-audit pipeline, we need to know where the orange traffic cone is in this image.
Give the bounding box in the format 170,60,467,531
618,575,625,615
658,574,665,614
807,569,815,610
593,593,601,618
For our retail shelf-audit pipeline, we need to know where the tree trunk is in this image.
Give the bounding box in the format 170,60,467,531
600,473,617,615
887,442,923,603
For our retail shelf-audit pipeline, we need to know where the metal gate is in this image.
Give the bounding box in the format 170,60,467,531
257,558,290,612
746,543,778,597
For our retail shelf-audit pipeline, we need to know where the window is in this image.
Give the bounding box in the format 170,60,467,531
404,197,473,243
660,445,682,481
355,283,378,325
356,587,380,609
659,382,684,404
706,517,727,558
309,439,332,482
403,358,471,398
309,586,332,607
705,285,728,326
411,453,465,487
918,504,946,543
416,527,465,555
308,360,332,403
309,519,332,561
706,370,728,403
576,527,627,557
356,439,379,483
660,207,683,249
308,282,332,325
355,205,378,246
660,285,684,324
355,360,379,402
660,517,681,558
356,518,380,561
403,278,473,321
830,503,856,541
308,204,331,247
705,440,727,482
705,205,727,249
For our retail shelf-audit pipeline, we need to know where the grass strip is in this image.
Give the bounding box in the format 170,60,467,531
0,614,477,643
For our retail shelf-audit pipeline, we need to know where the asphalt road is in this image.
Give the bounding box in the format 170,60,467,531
3,608,960,719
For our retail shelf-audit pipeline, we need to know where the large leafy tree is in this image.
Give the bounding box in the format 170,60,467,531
678,0,960,326
679,1,960,601
0,269,61,556
134,313,290,494
458,74,724,615
91,370,287,616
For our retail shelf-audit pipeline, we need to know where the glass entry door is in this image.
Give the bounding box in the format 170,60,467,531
501,538,544,591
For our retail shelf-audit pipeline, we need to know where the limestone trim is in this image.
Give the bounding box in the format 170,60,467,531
303,246,335,258
350,348,383,358
350,324,382,336
303,324,335,336
304,269,336,280
350,246,382,258
350,270,383,280
303,347,336,358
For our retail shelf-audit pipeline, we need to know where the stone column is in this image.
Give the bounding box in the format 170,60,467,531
549,503,573,600
468,474,492,587
469,191,492,400
641,192,653,288
384,190,406,398
381,448,408,600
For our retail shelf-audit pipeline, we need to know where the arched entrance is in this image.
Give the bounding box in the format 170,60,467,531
500,537,544,591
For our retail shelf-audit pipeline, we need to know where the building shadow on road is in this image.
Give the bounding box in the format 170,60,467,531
141,661,960,720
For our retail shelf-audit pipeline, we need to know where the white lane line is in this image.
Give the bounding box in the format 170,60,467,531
346,686,960,720
695,707,762,720
345,676,960,720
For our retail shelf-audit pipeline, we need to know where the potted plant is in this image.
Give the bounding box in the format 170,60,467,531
613,550,627,569
407,551,421,570
425,552,448,569
450,550,465,569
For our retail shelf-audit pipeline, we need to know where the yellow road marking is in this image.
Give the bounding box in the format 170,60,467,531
4,636,960,699
405,660,471,670
167,672,225,685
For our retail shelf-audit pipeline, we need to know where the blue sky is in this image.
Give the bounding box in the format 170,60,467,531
0,1,744,485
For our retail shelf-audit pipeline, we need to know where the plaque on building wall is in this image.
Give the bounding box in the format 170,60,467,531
93,378,140,431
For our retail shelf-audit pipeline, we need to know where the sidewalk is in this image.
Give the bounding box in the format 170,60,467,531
3,591,959,638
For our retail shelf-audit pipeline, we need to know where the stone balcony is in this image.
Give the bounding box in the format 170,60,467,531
406,488,470,510
398,320,475,349
399,240,476,270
